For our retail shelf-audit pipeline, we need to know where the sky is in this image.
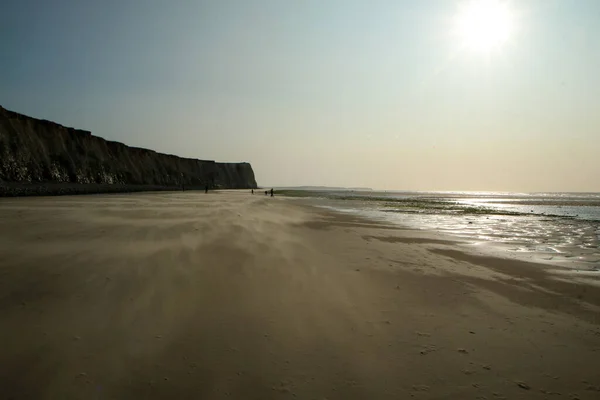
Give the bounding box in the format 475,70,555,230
1,0,599,191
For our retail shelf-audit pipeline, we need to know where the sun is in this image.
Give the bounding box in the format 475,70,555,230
454,0,513,52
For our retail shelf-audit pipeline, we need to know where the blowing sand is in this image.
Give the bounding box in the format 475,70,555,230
1,191,599,399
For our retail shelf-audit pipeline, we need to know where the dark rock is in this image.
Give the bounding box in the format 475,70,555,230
0,106,257,196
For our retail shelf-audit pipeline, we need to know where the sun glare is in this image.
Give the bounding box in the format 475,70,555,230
454,0,513,52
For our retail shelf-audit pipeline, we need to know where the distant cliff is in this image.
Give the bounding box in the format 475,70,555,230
0,106,257,196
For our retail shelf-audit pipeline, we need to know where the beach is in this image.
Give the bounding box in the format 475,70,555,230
1,191,599,399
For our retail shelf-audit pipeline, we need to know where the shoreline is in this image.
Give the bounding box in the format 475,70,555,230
296,196,600,272
1,191,599,399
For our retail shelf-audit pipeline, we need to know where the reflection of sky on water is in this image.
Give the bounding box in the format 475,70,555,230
454,195,600,222
308,191,600,270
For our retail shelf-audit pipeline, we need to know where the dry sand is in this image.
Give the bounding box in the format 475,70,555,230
1,191,599,399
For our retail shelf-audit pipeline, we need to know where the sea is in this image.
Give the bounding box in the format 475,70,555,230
284,190,600,271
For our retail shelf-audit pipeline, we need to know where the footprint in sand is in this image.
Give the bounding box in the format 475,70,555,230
419,345,437,355
411,384,430,392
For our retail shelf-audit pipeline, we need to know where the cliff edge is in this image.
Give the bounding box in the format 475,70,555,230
0,106,257,196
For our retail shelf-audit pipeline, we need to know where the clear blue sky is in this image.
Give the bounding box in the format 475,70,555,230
2,0,599,191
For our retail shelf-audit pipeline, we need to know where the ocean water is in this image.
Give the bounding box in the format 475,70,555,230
285,190,600,270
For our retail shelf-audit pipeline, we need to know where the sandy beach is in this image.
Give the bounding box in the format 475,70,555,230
1,191,599,399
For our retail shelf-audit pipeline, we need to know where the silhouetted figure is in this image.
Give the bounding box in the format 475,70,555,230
205,185,208,194
270,188,274,197
265,191,268,196
251,189,254,195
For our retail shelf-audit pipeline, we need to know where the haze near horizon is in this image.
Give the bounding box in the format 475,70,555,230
2,0,599,192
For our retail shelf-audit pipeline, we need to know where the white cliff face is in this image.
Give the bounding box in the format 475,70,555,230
0,106,257,196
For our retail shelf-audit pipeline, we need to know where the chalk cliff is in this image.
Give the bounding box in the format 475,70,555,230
0,106,257,196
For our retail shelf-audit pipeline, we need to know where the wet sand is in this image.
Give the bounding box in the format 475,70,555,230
1,191,599,399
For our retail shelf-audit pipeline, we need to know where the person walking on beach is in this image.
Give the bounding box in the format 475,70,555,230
270,188,274,197
265,190,268,196
251,189,254,195
205,185,208,194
